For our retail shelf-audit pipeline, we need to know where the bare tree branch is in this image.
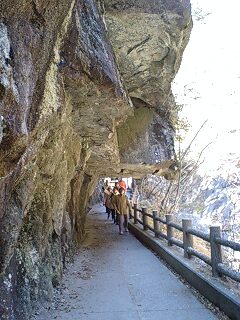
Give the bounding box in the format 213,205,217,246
180,120,208,162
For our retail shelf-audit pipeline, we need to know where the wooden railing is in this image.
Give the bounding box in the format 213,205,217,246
129,201,240,283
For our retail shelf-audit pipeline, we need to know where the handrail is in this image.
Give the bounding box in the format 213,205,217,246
215,237,240,251
187,228,210,242
169,221,183,232
146,224,155,233
145,213,153,218
169,237,184,249
155,230,168,241
136,218,143,225
217,263,240,282
155,216,166,224
130,192,240,284
187,247,211,266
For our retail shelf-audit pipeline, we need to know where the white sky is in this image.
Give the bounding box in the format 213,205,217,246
172,0,240,172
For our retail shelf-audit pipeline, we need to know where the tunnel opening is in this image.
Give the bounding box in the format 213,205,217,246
103,176,133,190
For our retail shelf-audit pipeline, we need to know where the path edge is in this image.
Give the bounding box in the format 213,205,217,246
128,222,240,320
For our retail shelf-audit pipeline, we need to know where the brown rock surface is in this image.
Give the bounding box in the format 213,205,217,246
0,0,192,318
103,0,192,165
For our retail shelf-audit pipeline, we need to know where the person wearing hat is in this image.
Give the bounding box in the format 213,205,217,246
113,187,132,234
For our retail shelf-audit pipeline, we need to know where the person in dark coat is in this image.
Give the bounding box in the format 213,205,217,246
113,187,132,235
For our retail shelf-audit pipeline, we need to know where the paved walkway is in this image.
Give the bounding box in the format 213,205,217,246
35,204,218,320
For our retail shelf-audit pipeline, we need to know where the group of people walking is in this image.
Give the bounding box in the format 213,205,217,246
103,179,132,235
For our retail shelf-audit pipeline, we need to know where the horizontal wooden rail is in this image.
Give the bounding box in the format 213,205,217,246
187,228,210,242
145,213,154,218
217,264,240,282
187,247,211,266
146,224,155,233
169,237,184,249
155,216,166,224
155,230,168,241
169,221,183,232
215,237,240,251
130,194,240,283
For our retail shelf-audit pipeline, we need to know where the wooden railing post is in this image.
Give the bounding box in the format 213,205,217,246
142,207,148,231
182,219,193,259
133,203,137,224
166,214,173,246
152,210,159,238
210,226,223,277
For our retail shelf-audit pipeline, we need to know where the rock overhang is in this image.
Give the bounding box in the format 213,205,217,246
99,0,192,176
58,0,193,178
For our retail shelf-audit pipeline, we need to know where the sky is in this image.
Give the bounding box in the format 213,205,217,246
172,0,240,172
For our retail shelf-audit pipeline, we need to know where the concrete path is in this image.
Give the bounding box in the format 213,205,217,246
35,204,218,320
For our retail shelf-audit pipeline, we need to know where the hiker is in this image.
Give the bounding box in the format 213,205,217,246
104,179,109,188
118,178,127,190
102,179,109,193
114,181,120,190
104,186,113,219
110,187,119,224
113,187,132,235
102,179,111,213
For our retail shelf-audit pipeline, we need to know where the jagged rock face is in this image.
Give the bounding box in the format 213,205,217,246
104,0,192,107
103,0,192,166
61,0,132,169
0,0,191,318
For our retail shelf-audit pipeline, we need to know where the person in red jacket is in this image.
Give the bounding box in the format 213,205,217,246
118,178,126,190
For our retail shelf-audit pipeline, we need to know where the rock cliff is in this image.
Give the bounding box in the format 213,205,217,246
0,0,192,318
